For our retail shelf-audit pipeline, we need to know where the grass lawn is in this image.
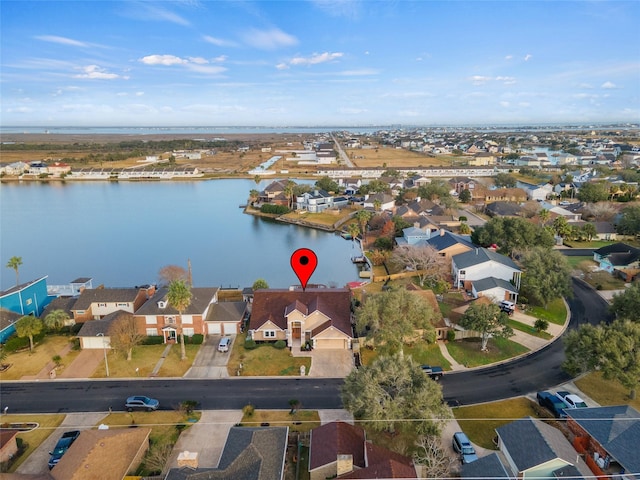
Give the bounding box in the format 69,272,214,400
508,319,553,340
1,414,65,472
575,372,640,410
279,206,358,227
90,343,200,378
240,410,320,433
453,397,541,450
446,338,529,368
582,270,627,290
527,298,567,326
563,240,616,249
0,336,77,380
565,256,594,269
227,333,311,376
99,410,201,444
359,342,451,370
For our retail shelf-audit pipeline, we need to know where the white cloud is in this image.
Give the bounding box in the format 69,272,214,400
140,55,188,66
471,75,491,85
74,65,127,80
188,57,209,65
136,91,144,96
212,55,227,63
185,64,226,74
242,28,298,50
203,35,238,47
290,52,343,66
496,76,517,85
138,4,190,26
524,54,532,61
601,81,617,89
276,63,289,70
500,101,510,107
505,55,513,60
35,35,89,47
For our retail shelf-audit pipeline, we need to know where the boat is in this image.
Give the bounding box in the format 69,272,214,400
351,256,367,264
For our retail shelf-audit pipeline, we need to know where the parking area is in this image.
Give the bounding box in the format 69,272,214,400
183,335,234,378
307,349,354,377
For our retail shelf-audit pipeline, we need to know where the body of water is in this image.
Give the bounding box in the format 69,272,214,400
0,179,363,291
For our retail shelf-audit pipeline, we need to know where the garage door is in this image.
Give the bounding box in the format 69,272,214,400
207,323,221,335
222,322,238,335
81,336,110,349
315,338,347,349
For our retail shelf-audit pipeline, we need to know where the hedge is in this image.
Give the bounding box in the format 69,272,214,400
260,204,290,215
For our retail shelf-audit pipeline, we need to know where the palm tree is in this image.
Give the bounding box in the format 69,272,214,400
539,209,550,227
167,280,193,361
354,209,373,245
44,309,71,332
6,256,22,286
346,222,360,241
283,180,296,209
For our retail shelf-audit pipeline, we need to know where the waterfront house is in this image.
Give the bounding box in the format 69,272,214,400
425,229,474,259
309,421,417,479
363,193,395,211
395,226,431,246
0,161,28,176
248,288,353,350
0,276,54,318
296,189,349,213
70,286,155,323
133,286,219,342
204,300,248,335
592,242,640,281
452,248,521,302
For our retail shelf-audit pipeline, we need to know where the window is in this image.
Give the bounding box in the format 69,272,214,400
166,316,176,324
264,330,276,338
183,328,195,337
26,298,32,306
98,303,107,307
146,317,157,325
116,303,128,307
146,328,157,336
181,315,193,325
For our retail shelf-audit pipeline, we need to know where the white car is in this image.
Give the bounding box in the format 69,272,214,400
556,391,587,409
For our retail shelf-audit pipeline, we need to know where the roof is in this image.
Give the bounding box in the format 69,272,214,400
249,289,352,336
472,277,518,294
566,405,640,474
453,248,520,271
166,427,288,480
425,231,474,251
460,452,510,479
76,310,129,336
309,421,366,471
135,286,219,315
0,308,21,331
593,243,640,266
485,201,523,217
41,296,78,320
339,442,416,479
71,288,142,310
50,427,151,480
496,417,590,476
0,276,48,297
206,302,248,323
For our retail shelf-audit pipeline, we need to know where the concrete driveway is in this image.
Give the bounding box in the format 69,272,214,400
183,335,233,378
308,350,354,377
16,412,108,475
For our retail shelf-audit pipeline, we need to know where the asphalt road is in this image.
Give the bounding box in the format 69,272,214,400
2,280,612,414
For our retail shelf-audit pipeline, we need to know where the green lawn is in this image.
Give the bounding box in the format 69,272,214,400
527,297,567,325
508,319,553,340
563,240,616,249
1,414,65,472
575,372,640,410
359,342,451,370
565,256,594,269
0,336,77,380
582,270,627,290
227,333,311,376
446,338,529,368
453,397,542,449
240,410,320,433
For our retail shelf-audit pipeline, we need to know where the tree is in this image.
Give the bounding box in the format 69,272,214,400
248,189,259,203
346,222,360,241
418,180,450,201
459,302,513,351
158,265,188,286
520,247,572,308
252,278,269,290
108,313,145,361
564,320,640,399
341,354,451,436
15,316,43,352
459,222,471,235
356,288,436,355
552,216,571,238
538,209,550,227
494,173,518,188
458,188,472,203
315,176,339,193
471,217,554,256
577,182,610,203
354,209,373,244
616,204,640,236
610,281,640,321
390,245,448,288
44,309,71,332
581,222,598,241
413,435,455,478
167,280,193,361
6,256,22,286
283,180,296,209
534,318,549,333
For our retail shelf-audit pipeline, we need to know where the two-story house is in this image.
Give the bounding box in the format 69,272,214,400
70,286,155,323
296,189,349,213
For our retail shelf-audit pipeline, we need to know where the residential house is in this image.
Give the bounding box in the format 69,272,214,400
448,176,476,195
70,286,155,323
50,427,151,480
471,277,519,304
395,226,430,246
76,310,129,349
296,189,349,213
593,221,618,241
166,427,289,480
496,417,591,479
406,174,430,188
405,285,449,340
308,422,417,480
134,286,219,342
0,276,54,317
460,452,510,479
407,198,437,216
363,193,395,211
485,201,524,218
452,248,521,303
566,405,640,479
524,183,554,201
0,161,28,176
0,430,19,463
483,188,528,203
425,229,474,259
46,162,72,177
0,308,21,343
248,288,353,350
592,242,640,282
469,152,496,166
204,301,248,335
47,276,93,298
258,179,292,206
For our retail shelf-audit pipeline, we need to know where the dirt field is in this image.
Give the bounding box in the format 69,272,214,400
345,146,467,169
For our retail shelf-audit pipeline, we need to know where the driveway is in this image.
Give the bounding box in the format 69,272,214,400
16,412,108,475
183,335,233,378
308,350,354,377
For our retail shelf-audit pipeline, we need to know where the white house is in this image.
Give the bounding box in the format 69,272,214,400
452,248,521,302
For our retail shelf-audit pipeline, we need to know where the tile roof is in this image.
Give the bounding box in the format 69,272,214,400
135,287,219,315
309,422,366,471
566,405,640,474
249,289,352,336
453,248,520,271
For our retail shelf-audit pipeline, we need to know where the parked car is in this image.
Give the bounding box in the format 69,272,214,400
420,365,444,380
218,336,231,352
452,431,478,464
499,300,515,315
125,395,159,412
556,391,588,409
536,391,568,418
48,430,80,469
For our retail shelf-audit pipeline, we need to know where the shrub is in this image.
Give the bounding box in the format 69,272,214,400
180,400,198,414
142,336,164,345
534,318,549,332
260,204,290,215
243,404,255,417
244,339,258,350
4,331,45,352
273,340,287,349
190,334,204,345
447,329,456,342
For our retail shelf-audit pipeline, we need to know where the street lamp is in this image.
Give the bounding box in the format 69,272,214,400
96,333,109,377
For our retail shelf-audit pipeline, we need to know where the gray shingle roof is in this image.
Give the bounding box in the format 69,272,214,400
472,277,518,294
453,248,520,271
135,287,219,315
566,405,640,474
72,288,141,310
206,302,248,323
76,310,129,336
460,452,510,479
426,231,474,251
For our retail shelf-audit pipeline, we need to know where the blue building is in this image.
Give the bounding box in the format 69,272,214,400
0,276,55,318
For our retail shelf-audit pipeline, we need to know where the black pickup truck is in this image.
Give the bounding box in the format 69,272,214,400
421,365,444,380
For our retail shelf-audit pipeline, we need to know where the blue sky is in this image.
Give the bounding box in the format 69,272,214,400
2,0,639,127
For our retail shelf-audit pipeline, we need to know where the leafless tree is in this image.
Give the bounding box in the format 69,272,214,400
109,313,145,361
413,435,456,479
158,265,188,286
582,202,618,221
390,245,448,287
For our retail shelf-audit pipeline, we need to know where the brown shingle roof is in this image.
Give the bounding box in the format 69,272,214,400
71,288,142,310
339,442,417,478
309,422,366,471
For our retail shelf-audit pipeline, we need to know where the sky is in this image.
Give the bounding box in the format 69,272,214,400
1,0,639,127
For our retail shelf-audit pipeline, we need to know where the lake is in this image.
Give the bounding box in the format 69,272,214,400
0,179,363,291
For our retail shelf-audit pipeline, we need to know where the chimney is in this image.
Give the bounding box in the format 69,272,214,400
336,454,353,476
440,228,445,236
177,450,198,468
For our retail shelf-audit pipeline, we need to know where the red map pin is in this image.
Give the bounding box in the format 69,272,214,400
290,248,318,291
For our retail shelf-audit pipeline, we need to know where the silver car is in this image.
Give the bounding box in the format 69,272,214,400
125,395,159,412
